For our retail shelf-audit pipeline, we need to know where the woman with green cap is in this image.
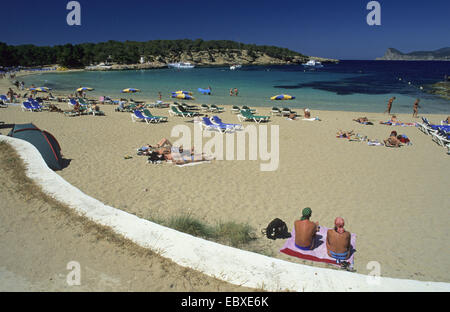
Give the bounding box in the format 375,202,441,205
294,207,320,250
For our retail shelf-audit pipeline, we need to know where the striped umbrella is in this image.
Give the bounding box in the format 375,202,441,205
77,87,94,92
121,88,141,93
171,93,195,100
271,94,295,100
28,87,52,92
172,90,192,96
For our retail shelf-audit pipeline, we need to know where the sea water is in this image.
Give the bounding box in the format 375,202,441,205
23,60,450,114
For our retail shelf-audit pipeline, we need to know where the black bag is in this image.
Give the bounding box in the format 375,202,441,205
262,218,291,240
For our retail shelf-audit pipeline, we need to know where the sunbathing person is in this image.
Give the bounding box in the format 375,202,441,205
304,108,311,118
326,217,351,263
380,115,400,125
336,130,354,138
353,117,373,125
384,131,402,147
294,207,319,250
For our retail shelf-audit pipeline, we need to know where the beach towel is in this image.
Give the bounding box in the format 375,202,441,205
175,160,211,167
280,226,356,268
368,140,383,146
302,117,320,121
380,121,417,127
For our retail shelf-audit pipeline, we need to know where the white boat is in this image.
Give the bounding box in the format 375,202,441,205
230,64,242,70
168,62,195,69
302,60,324,68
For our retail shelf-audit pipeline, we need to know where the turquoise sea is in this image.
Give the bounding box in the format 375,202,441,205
23,61,450,114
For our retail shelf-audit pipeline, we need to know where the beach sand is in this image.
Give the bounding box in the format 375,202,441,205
1,76,449,287
0,142,251,292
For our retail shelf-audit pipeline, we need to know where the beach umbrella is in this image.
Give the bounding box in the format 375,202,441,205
28,87,51,92
172,90,192,96
121,88,141,93
77,87,94,92
171,93,195,100
271,94,295,100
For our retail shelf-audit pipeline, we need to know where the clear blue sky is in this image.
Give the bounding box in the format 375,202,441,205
2,0,449,60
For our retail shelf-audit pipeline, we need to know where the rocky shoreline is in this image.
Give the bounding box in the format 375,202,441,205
424,81,450,100
85,50,339,71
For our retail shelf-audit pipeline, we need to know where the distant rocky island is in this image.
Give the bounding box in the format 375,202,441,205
376,47,450,61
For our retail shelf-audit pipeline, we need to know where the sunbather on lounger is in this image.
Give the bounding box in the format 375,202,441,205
326,217,351,262
294,208,319,250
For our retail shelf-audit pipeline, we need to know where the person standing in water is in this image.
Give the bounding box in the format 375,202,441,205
384,97,396,115
229,88,234,96
234,88,239,96
412,99,421,118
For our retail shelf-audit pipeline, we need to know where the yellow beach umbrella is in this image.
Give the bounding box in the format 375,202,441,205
122,88,141,93
271,94,296,100
77,87,94,92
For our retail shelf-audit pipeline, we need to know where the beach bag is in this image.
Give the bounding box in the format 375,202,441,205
262,218,291,240
148,151,162,163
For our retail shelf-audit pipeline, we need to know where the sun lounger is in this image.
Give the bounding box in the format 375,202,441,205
201,104,211,112
0,95,13,105
231,105,241,114
131,110,159,123
237,110,270,123
169,105,195,117
210,104,224,113
242,105,256,113
22,102,36,112
202,117,233,133
211,116,243,130
271,107,282,116
142,109,168,122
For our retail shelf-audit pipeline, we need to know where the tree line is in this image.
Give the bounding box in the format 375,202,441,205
0,39,305,68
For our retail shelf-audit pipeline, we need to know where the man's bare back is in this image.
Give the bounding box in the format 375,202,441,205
326,229,350,257
294,220,317,249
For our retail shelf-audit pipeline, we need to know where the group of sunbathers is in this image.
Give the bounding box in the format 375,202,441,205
294,208,352,267
137,138,209,165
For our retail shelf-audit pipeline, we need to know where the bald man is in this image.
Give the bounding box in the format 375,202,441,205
294,207,319,250
326,217,351,261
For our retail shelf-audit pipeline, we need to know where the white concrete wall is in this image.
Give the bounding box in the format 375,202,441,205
1,135,449,292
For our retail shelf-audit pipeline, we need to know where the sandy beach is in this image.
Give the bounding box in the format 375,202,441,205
1,74,449,287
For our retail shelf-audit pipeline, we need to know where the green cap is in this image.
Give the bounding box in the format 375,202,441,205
301,207,312,220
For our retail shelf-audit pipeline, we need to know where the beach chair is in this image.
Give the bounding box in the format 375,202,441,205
271,107,282,116
178,104,200,116
211,116,243,130
201,104,211,112
131,110,158,124
29,100,43,111
202,117,233,133
242,105,256,113
231,106,241,114
142,109,168,122
210,104,225,113
22,102,35,112
281,107,296,117
431,128,450,147
237,110,270,123
0,95,13,105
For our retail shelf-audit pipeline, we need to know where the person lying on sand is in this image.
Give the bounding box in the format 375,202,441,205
353,117,373,125
380,115,400,125
384,131,402,147
336,130,354,138
294,208,319,251
326,217,351,263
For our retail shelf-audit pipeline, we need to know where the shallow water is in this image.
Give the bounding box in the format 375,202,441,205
23,60,450,114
